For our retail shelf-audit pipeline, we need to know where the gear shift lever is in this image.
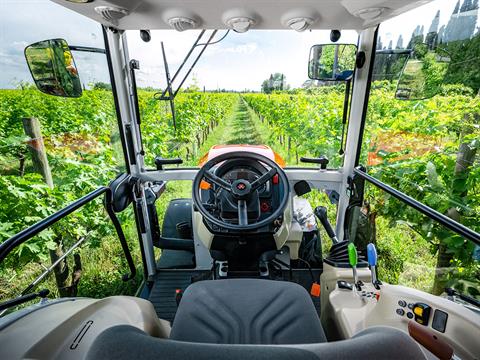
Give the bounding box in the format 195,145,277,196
348,243,361,291
314,206,339,243
367,243,380,289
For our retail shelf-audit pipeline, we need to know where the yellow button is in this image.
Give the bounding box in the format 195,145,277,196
414,307,423,316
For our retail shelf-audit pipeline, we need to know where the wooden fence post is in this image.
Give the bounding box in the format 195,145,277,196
22,117,53,188
22,117,76,296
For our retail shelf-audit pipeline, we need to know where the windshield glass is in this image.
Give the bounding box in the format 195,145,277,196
126,29,359,168
358,0,479,299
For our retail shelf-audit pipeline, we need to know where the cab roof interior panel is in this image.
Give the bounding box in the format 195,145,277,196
51,0,434,30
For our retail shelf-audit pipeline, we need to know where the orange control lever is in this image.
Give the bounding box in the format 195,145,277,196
407,321,453,360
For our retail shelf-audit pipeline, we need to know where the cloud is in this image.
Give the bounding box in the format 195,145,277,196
211,42,258,55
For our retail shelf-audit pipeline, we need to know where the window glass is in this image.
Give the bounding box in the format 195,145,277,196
349,183,479,300
126,29,359,168
357,0,479,299
362,0,479,232
0,0,129,302
0,0,124,236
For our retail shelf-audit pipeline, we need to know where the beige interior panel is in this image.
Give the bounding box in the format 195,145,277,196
0,296,169,360
321,263,480,360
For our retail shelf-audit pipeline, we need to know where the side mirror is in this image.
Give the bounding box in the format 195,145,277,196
395,43,449,100
308,44,357,81
24,39,82,98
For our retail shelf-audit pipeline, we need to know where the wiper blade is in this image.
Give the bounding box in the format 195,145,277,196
446,287,480,309
0,289,49,313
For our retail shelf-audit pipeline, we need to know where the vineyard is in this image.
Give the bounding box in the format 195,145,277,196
0,81,479,301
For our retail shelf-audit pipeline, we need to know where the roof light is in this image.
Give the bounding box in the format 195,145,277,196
286,17,315,32
225,16,256,33
168,17,198,31
94,6,129,26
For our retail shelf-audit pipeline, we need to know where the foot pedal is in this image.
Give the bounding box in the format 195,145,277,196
259,261,269,277
218,261,228,277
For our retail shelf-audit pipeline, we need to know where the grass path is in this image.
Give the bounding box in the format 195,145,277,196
223,97,266,145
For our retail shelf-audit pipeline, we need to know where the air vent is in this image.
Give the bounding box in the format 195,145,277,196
167,17,198,32
94,5,129,26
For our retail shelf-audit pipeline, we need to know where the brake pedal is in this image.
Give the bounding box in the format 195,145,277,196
218,261,228,277
259,260,269,277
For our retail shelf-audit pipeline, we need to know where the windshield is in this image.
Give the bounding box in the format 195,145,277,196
359,0,479,300
126,29,359,168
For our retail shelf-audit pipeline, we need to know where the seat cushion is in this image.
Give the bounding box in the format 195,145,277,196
170,279,327,344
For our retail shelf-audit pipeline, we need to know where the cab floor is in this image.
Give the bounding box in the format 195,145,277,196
148,272,321,323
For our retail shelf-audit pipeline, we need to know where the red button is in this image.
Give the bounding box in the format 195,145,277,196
272,174,279,184
260,201,270,212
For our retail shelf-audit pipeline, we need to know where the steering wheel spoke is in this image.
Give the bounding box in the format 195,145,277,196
237,199,248,226
203,170,232,192
251,167,277,191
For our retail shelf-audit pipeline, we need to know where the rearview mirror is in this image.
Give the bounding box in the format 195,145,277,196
308,44,357,81
24,39,82,98
395,44,449,100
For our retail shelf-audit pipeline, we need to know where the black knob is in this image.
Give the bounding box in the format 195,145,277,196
314,206,336,240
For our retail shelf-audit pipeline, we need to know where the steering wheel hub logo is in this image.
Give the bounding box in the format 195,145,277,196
236,182,246,190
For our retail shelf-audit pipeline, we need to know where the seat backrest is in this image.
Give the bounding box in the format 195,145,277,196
87,324,426,360
170,279,326,344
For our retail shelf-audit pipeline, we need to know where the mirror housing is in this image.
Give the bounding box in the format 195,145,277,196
24,39,82,98
308,44,357,81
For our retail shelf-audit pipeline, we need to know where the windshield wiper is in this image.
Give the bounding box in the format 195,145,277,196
446,287,480,309
0,289,49,313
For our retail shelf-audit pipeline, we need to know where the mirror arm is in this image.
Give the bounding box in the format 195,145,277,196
68,45,106,54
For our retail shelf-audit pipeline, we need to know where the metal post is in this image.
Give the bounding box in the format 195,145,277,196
22,117,53,188
336,27,377,241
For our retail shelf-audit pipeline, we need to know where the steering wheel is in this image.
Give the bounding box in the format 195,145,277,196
192,151,290,231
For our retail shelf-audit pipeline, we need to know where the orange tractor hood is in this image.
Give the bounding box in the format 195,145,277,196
199,144,285,167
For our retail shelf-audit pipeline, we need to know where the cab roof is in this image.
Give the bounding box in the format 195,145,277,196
51,0,433,31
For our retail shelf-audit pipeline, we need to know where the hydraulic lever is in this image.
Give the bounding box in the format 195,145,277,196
314,206,339,243
367,243,381,289
348,243,362,291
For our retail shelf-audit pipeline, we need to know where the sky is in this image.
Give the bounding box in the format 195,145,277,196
0,0,468,91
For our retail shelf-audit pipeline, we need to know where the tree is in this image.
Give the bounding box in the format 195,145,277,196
408,25,425,49
261,73,288,93
396,35,404,49
426,10,441,49
377,36,384,50
92,82,112,91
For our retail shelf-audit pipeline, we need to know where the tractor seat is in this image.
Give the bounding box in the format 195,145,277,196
87,321,425,360
170,279,327,344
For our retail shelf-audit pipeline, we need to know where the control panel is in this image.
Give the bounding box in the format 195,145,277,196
395,299,448,333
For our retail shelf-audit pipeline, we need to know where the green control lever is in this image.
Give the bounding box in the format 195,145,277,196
348,243,361,291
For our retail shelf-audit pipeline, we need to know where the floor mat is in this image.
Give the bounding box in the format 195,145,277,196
149,270,210,323
156,249,195,269
149,269,321,322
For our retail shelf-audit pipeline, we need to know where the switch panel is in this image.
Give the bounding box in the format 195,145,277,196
432,309,448,333
412,302,431,326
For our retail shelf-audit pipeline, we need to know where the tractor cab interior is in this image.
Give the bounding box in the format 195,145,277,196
0,1,479,360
